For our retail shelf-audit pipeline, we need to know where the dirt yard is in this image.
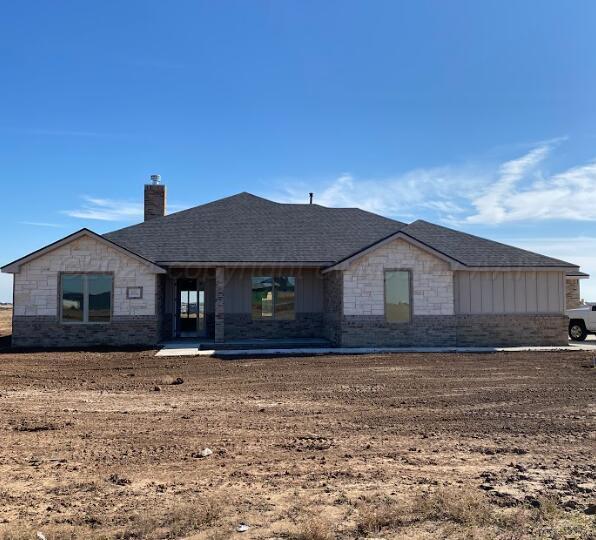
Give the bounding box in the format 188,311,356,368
0,348,594,539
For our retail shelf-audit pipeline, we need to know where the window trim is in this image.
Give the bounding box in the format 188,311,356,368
251,275,296,320
383,268,413,324
59,272,114,325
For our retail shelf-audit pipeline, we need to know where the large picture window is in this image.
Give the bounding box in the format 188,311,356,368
251,276,295,320
384,270,411,323
61,274,112,323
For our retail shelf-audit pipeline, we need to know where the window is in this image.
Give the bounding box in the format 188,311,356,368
274,277,295,320
61,274,112,323
251,276,295,319
62,275,84,322
384,270,411,323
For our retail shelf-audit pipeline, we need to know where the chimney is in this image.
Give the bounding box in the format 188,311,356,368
144,174,166,221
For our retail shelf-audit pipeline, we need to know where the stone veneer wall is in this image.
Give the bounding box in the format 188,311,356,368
331,239,568,347
343,238,454,316
224,313,324,340
336,314,568,347
12,234,161,347
12,316,160,348
565,279,581,309
455,314,568,346
340,315,456,347
215,267,225,342
144,183,166,221
156,274,170,341
334,238,455,346
322,271,343,345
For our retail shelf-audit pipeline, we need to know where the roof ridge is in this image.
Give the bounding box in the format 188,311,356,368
103,192,276,236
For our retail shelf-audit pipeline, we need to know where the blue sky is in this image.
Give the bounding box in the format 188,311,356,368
1,0,596,301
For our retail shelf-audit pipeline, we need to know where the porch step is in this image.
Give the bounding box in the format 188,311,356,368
198,337,332,351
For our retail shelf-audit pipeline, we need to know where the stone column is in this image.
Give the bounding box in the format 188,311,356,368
565,278,581,309
215,267,225,343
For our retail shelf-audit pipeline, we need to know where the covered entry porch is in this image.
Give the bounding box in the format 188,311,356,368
159,265,328,344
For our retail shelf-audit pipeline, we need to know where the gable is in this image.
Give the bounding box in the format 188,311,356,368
342,237,454,317
10,231,163,318
324,231,458,272
2,229,166,274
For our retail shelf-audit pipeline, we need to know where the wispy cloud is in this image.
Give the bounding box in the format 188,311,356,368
465,144,551,224
62,197,143,221
62,197,191,222
465,141,596,224
271,149,596,299
19,221,64,228
272,139,596,225
275,167,486,221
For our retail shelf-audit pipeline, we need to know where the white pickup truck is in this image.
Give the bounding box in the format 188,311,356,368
566,305,596,341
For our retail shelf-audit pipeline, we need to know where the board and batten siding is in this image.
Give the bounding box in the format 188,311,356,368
454,271,565,315
223,268,324,314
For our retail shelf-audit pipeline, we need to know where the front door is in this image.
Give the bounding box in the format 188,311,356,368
177,278,205,337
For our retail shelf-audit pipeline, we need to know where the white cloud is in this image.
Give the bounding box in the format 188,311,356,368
276,167,485,220
465,144,551,224
466,149,596,224
269,141,596,298
62,196,191,222
273,141,596,226
62,197,143,221
19,221,64,228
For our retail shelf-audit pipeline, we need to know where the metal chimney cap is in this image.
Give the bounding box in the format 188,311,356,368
150,174,161,185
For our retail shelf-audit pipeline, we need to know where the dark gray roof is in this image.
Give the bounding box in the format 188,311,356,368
103,192,578,269
103,192,406,264
400,220,577,268
566,270,589,277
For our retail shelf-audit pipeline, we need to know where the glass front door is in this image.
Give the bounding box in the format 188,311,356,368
178,279,205,336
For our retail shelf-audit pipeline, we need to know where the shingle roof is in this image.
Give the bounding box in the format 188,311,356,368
399,220,577,268
103,192,406,264
566,270,589,277
102,192,578,269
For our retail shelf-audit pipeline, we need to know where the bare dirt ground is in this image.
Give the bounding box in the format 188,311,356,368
0,344,594,539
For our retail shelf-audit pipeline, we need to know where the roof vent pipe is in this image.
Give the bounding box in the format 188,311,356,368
309,192,314,204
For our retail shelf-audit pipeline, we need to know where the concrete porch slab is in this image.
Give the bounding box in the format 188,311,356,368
155,339,596,357
155,341,201,357
156,337,332,356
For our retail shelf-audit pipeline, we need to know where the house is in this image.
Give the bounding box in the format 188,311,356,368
1,176,588,348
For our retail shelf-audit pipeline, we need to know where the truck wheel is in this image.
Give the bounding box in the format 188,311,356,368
569,321,587,341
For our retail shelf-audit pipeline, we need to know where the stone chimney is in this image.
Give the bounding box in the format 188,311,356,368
144,174,166,221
